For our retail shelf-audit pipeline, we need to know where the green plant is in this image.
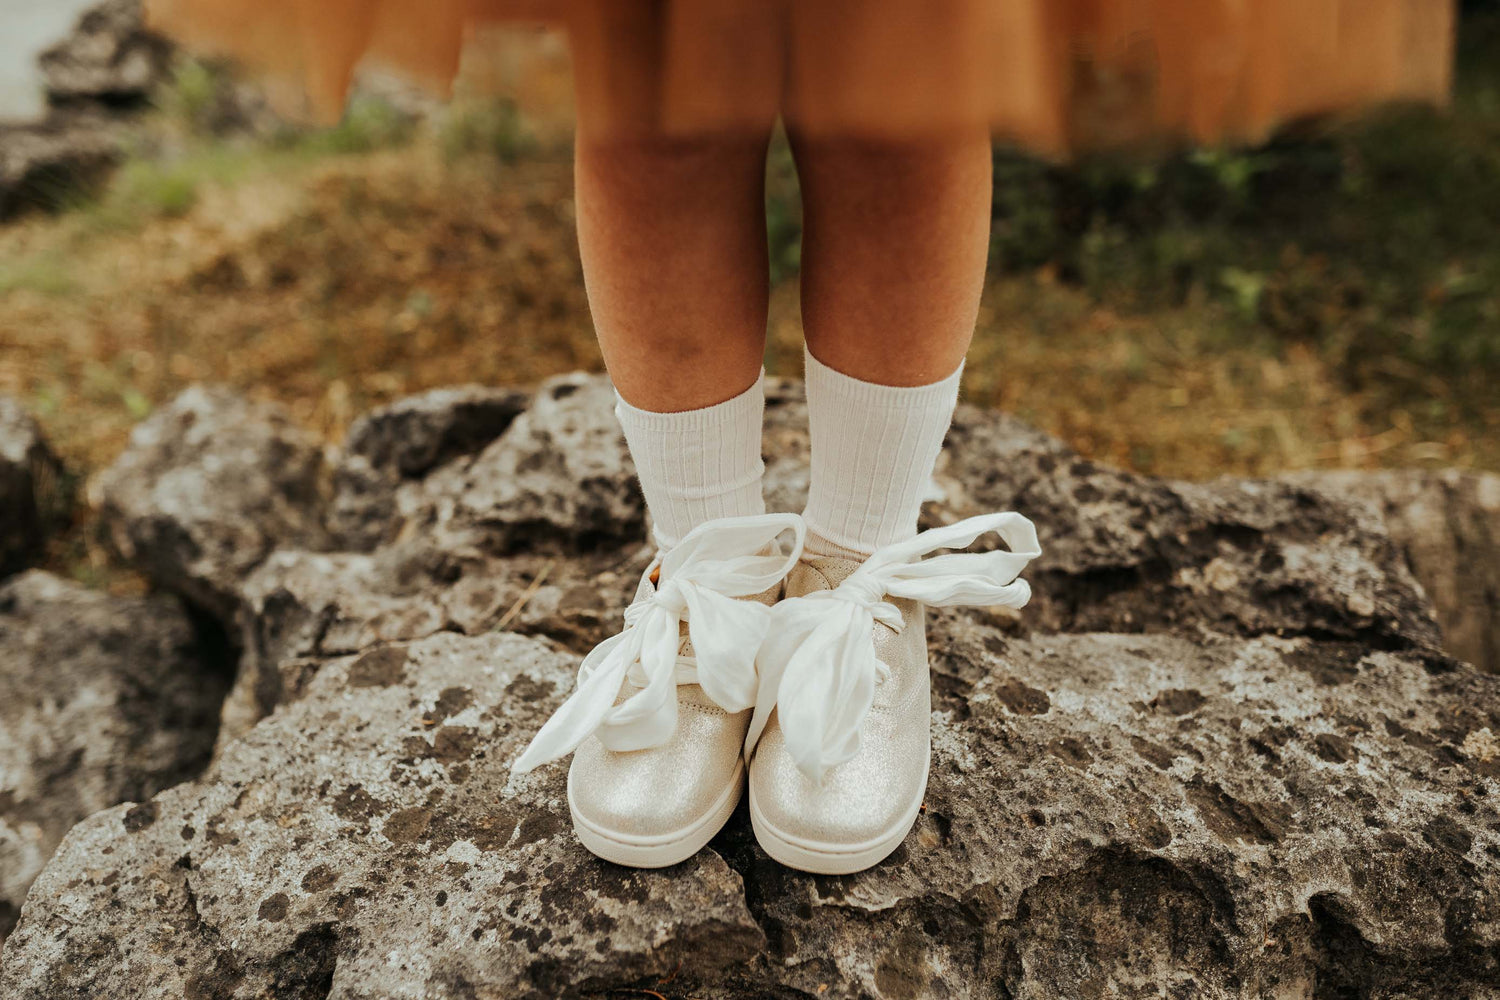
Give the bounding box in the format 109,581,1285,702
298,96,415,156
439,99,535,163
0,253,80,297
155,58,222,133
86,157,201,230
764,133,802,283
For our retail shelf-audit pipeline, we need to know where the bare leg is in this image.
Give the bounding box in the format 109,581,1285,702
787,130,992,385
565,4,781,549
569,6,777,411
573,133,772,410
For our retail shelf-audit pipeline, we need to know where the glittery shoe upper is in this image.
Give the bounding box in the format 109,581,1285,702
746,512,1040,781
748,557,932,847
745,512,1041,864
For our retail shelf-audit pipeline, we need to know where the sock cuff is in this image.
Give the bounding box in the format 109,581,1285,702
614,370,765,433
613,370,768,549
803,345,963,411
801,344,962,558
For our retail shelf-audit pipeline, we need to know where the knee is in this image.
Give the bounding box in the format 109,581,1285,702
578,130,768,189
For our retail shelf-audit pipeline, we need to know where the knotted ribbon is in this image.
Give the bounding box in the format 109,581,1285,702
746,512,1041,782
513,512,806,772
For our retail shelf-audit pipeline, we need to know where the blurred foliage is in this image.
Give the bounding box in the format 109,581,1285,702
438,98,536,163
981,15,1500,410
152,57,222,134
294,95,416,156
92,155,202,225
765,134,803,283
0,250,78,296
4,58,421,233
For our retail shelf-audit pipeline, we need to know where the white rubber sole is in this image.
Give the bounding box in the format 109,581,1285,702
747,756,930,875
568,760,745,868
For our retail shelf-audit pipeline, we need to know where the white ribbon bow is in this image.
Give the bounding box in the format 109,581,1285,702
746,512,1041,782
513,512,806,772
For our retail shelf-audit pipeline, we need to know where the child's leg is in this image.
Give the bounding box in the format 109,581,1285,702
787,130,993,556
569,6,779,547
524,12,790,868
791,131,992,385
575,133,773,411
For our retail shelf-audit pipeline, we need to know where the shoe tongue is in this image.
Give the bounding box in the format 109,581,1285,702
787,556,866,595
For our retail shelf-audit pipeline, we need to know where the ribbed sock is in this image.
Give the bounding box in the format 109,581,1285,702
802,346,962,560
614,373,767,550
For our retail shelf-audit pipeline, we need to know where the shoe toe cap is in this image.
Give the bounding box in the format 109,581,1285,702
569,704,747,839
749,715,929,849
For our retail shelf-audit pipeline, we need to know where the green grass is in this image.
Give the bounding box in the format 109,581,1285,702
80,110,415,234
87,155,203,228
0,251,80,296
292,95,416,156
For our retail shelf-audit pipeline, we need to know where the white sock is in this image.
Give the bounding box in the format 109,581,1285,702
802,346,963,560
615,373,767,550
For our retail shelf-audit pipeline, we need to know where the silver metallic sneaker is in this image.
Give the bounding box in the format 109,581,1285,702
512,512,805,868
746,512,1040,874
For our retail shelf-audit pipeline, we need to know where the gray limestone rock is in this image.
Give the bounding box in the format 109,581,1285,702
328,384,529,551
1287,468,1500,675
765,378,1442,653
37,0,169,102
90,385,329,622
1,1,167,218
937,402,1441,652
222,542,640,748
344,384,531,482
703,626,1499,999
0,106,127,217
0,631,763,998
3,614,1496,996
441,372,644,552
326,374,640,570
10,374,1497,997
0,570,228,945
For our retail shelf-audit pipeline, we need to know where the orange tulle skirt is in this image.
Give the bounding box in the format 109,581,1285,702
143,0,1456,154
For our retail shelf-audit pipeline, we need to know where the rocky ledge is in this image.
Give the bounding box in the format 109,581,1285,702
0,570,230,942
1,374,1498,998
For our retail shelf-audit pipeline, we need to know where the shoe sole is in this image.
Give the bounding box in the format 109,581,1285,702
747,755,930,875
567,760,745,868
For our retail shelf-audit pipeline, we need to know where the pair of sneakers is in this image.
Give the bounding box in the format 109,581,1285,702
512,510,1040,875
